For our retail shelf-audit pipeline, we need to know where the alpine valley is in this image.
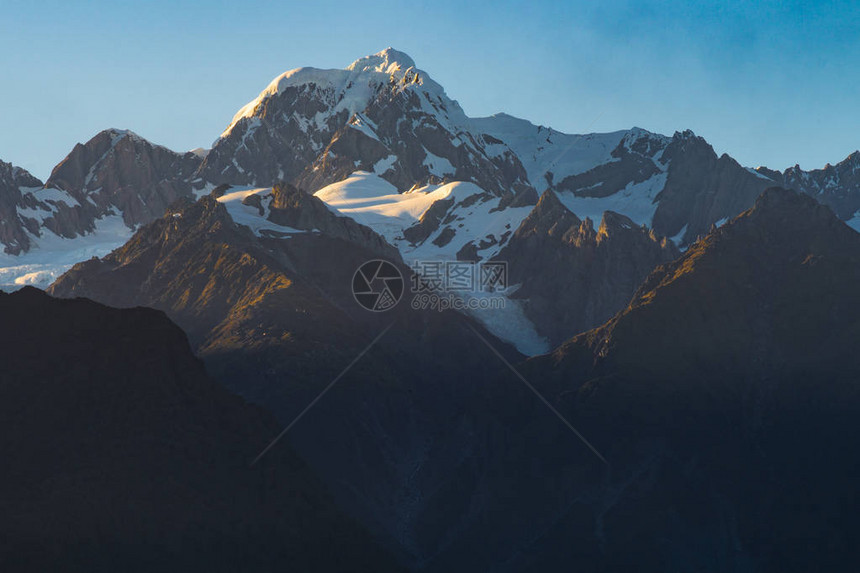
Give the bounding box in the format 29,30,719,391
3,48,860,572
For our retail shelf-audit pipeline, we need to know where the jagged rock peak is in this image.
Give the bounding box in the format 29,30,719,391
46,128,190,191
219,48,429,140
532,188,574,216
747,185,833,223
673,128,699,140
517,189,582,236
598,210,639,235
0,159,42,189
619,128,671,156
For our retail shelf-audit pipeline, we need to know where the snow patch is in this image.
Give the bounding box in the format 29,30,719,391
471,113,629,191
32,187,79,206
669,224,688,248
218,48,457,142
463,290,550,355
747,167,773,181
0,215,134,291
348,115,380,141
422,149,455,177
372,155,398,175
314,172,545,354
847,211,860,234
347,47,416,75
555,172,668,228
216,188,307,235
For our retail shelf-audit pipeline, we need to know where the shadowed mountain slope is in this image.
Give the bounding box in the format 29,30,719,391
513,187,860,571
0,287,400,572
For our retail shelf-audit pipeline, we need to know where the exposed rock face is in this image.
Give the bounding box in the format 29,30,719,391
295,83,534,198
43,172,860,572
8,48,860,265
650,130,772,242
757,151,860,220
0,160,100,254
0,131,200,256
268,181,400,259
401,196,456,244
496,189,679,346
198,49,420,187
47,195,339,343
197,84,357,187
45,128,202,227
512,187,860,571
473,119,860,247
0,160,42,196
48,190,566,571
199,48,535,204
546,186,860,382
0,287,399,572
555,128,669,198
544,128,778,245
0,160,43,253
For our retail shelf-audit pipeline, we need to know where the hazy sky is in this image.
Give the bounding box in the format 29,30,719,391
2,0,859,180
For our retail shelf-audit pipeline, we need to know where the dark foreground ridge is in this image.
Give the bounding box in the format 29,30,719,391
44,176,860,572
0,287,400,573
518,187,860,571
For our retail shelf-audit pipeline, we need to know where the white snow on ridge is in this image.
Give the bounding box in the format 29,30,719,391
314,171,448,244
471,113,628,191
422,149,455,178
747,167,773,181
0,215,133,291
220,67,384,139
314,171,534,260
314,171,547,354
347,47,416,75
555,172,668,229
669,224,688,248
219,48,451,140
31,187,80,206
348,115,381,141
402,184,533,262
0,186,310,292
190,172,548,354
372,155,398,175
216,188,306,235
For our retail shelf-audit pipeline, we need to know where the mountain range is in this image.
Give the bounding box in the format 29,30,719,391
3,48,860,350
0,287,399,572
3,48,860,571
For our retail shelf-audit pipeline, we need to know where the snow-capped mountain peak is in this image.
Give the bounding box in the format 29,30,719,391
346,47,416,75
219,48,428,141
204,48,505,193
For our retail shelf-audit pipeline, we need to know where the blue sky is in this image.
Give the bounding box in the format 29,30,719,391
2,0,858,180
